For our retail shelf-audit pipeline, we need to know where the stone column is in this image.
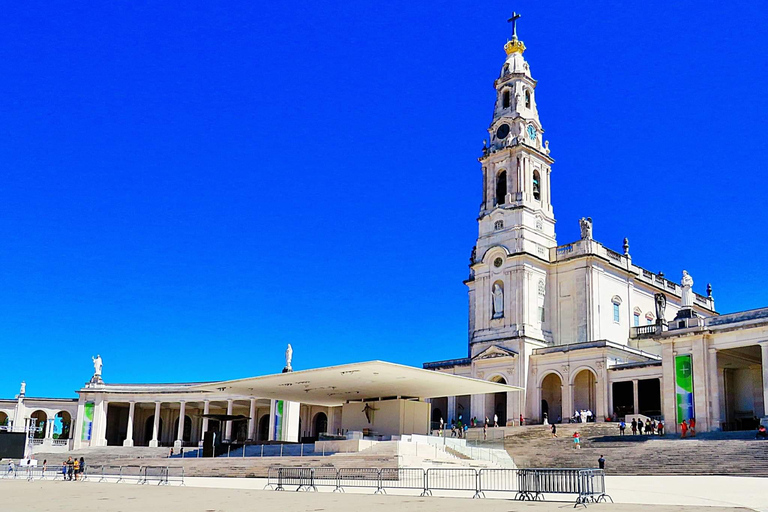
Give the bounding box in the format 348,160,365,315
708,349,721,430
632,379,639,416
247,398,256,441
327,407,337,436
561,378,573,423
761,342,768,418
73,399,86,450
47,418,55,439
175,401,186,448
94,399,109,447
201,400,210,439
225,399,233,441
150,402,161,448
123,402,135,446
447,396,457,424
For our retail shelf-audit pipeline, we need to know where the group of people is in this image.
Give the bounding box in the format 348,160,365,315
60,457,86,480
441,413,519,439
618,418,665,436
570,409,594,423
679,418,696,438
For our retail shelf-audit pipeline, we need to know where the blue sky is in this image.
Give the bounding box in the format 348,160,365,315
0,2,766,399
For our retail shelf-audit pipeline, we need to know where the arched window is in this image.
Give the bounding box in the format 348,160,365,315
525,90,531,108
532,170,541,200
496,170,507,206
502,90,510,109
611,296,622,323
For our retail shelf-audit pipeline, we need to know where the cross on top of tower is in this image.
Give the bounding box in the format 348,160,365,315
507,12,521,40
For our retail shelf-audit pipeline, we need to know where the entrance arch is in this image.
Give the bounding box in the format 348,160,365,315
257,415,269,441
30,410,47,438
55,411,72,439
484,375,507,426
0,411,8,427
540,372,563,423
173,415,193,443
572,368,597,416
312,412,328,438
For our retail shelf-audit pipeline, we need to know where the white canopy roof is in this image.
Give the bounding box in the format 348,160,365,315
196,360,521,407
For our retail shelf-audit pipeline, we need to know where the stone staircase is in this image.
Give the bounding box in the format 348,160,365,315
504,423,768,476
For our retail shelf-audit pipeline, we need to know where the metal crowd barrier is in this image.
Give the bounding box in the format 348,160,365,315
424,468,481,498
275,467,315,491
142,466,169,485
269,466,611,506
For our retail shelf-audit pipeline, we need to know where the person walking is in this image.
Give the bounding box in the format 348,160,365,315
689,417,696,437
651,419,657,434
483,423,488,440
657,421,664,436
79,457,86,479
573,431,581,449
645,419,652,435
493,414,499,428
619,420,626,435
551,423,557,438
66,457,74,481
598,455,605,470
73,458,80,481
519,414,524,426
680,419,688,438
631,418,637,435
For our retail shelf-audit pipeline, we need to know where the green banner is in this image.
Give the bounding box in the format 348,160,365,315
675,354,694,421
273,400,283,441
81,402,94,441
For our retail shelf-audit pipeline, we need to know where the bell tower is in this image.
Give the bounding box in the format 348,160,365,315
468,14,555,352
475,14,556,264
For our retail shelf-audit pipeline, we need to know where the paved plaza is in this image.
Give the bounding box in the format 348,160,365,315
1,476,765,512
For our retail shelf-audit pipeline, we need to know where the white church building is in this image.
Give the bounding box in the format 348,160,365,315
423,20,768,435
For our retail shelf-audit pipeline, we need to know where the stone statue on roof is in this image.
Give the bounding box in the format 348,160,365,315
92,355,103,378
681,270,694,308
579,217,593,240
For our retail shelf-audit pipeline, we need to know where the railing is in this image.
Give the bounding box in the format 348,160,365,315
267,467,611,506
3,464,183,487
630,324,658,338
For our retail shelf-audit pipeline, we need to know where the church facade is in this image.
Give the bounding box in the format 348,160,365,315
424,23,768,434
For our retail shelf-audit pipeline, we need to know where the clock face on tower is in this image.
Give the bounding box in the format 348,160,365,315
527,124,536,141
496,124,510,140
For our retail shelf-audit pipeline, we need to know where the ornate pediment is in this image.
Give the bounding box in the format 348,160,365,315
473,345,518,361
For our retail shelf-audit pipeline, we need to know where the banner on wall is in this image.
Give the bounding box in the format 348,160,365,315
81,402,94,441
273,400,284,441
675,354,695,422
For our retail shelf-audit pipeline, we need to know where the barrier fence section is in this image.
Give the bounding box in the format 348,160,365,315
425,468,481,498
276,467,315,492
268,466,610,506
378,468,426,496
336,468,380,493
142,466,169,485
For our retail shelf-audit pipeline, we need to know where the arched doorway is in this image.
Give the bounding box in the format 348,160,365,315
485,376,507,426
541,373,563,423
0,411,8,427
30,410,47,438
573,369,597,417
55,411,72,439
257,415,269,441
144,416,163,446
173,415,193,444
313,412,328,438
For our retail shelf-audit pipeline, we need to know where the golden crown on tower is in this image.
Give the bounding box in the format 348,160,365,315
504,38,526,55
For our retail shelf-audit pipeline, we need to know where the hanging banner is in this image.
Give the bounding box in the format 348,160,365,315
273,400,284,441
675,354,695,421
81,402,94,441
